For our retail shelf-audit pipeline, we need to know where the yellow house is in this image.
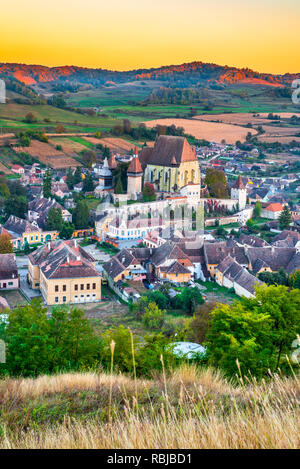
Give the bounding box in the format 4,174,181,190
140,136,201,192
28,239,101,305
3,215,58,249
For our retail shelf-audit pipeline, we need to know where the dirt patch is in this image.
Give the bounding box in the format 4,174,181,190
143,118,257,144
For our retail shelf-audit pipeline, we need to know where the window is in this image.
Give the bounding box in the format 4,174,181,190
55,297,59,303
87,284,90,290
63,296,66,303
63,285,66,292
75,284,78,291
93,283,96,289
55,285,59,292
8,282,13,286
80,284,84,290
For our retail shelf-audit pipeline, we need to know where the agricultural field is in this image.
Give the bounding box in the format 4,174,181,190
13,140,81,169
143,118,257,144
84,137,139,153
195,112,300,144
0,103,120,132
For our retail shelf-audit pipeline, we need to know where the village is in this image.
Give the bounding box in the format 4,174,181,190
0,132,299,316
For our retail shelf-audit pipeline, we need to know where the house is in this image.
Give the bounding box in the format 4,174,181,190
28,240,101,305
108,217,164,240
150,242,193,283
261,203,283,220
272,230,300,248
140,136,201,192
3,215,58,249
204,240,248,277
51,182,70,198
215,255,262,298
0,254,19,290
28,197,72,229
246,247,296,274
11,164,25,175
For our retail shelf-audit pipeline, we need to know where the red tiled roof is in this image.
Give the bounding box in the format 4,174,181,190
127,156,143,174
265,203,283,212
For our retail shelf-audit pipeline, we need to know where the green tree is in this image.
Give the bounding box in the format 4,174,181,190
73,200,90,229
46,207,64,231
59,223,75,239
43,168,52,199
102,325,138,373
83,172,94,193
278,205,292,230
142,302,166,331
66,167,74,190
4,195,28,219
4,299,51,376
253,200,262,218
114,175,124,194
206,285,300,378
73,167,82,185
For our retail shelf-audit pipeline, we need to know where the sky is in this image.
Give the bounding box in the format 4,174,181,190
0,0,299,74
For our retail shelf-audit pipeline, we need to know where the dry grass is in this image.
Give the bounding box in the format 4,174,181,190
0,365,299,449
143,119,257,144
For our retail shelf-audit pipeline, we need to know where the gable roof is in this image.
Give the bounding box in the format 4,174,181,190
0,254,18,280
29,240,99,280
264,203,283,212
3,215,39,236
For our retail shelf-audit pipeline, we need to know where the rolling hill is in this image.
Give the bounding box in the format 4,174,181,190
1,61,299,88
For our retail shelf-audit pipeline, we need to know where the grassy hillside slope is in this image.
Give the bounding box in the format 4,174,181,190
0,366,299,449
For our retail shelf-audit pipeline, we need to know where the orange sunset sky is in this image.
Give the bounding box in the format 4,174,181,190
0,0,299,74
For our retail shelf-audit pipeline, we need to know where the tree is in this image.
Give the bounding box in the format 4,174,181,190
43,169,52,199
101,325,138,373
279,205,292,230
253,200,262,219
183,302,216,344
82,172,94,193
172,287,204,315
4,195,28,219
66,168,74,190
0,182,10,199
2,300,102,377
0,233,13,253
82,151,97,168
143,183,156,202
24,112,37,123
114,175,124,194
204,169,228,198
59,223,75,240
73,200,90,229
4,299,51,376
289,270,300,290
142,302,166,331
46,207,64,231
73,167,82,185
206,285,300,378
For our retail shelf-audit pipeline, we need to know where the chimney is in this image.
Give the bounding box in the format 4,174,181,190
67,256,70,263
47,242,51,250
74,239,77,248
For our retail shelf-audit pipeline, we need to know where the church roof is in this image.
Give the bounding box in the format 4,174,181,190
127,156,143,174
138,136,197,168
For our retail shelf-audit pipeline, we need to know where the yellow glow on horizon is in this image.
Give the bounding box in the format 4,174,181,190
0,0,299,74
